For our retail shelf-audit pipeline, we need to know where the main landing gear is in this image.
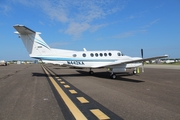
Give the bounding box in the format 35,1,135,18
110,70,117,79
89,68,117,79
110,73,117,79
89,68,94,75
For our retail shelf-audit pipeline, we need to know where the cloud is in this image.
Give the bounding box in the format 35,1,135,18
0,4,11,15
40,0,69,23
65,22,90,38
39,21,44,25
141,18,160,28
155,3,164,9
114,30,147,39
127,15,135,19
114,31,136,39
10,0,125,38
49,41,70,48
12,0,36,6
90,24,107,32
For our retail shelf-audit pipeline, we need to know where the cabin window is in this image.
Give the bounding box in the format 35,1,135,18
100,53,103,57
95,53,98,57
90,53,94,57
82,53,86,57
104,53,107,56
117,52,121,56
108,53,112,56
73,54,77,57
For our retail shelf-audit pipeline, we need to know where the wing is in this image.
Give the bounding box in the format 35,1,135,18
91,55,168,68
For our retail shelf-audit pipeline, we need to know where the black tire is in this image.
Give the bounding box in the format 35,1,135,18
89,71,94,75
110,74,116,79
133,70,136,74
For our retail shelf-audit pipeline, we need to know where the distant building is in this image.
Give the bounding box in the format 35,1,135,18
17,61,21,64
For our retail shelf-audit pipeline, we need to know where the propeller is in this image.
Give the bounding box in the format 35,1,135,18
141,49,144,72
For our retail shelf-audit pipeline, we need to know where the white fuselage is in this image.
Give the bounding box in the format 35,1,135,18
31,48,142,70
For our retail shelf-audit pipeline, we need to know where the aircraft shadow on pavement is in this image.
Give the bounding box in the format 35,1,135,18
53,67,71,69
32,72,87,77
53,67,83,70
76,70,144,83
31,71,144,83
32,72,48,77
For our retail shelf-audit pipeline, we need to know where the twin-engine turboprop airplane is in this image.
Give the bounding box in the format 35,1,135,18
13,25,168,79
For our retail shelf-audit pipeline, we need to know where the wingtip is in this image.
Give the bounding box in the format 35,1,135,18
13,24,24,27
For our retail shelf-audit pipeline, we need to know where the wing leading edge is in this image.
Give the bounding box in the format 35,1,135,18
92,55,168,68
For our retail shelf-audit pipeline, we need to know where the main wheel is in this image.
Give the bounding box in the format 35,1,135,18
110,74,117,79
89,71,94,75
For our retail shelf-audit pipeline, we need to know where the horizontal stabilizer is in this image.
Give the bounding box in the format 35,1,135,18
13,25,36,34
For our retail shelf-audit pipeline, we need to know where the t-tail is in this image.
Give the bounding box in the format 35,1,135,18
13,25,53,58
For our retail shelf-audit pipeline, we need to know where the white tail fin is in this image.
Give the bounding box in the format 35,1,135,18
13,25,53,58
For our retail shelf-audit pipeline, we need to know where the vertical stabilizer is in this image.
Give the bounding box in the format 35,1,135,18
13,25,53,57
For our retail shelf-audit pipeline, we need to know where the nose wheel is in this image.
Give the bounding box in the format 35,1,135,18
133,68,137,74
133,70,136,74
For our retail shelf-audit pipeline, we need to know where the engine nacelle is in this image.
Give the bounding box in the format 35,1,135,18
111,68,126,73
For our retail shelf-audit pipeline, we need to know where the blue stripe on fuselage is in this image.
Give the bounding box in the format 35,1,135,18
32,56,116,62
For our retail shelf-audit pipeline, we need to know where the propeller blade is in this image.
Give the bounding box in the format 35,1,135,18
141,49,144,72
141,49,143,58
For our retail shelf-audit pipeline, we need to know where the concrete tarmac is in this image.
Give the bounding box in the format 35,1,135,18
0,64,180,120
47,64,180,120
0,64,65,120
145,64,180,69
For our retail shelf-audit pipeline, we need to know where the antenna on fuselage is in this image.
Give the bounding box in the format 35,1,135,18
83,48,87,51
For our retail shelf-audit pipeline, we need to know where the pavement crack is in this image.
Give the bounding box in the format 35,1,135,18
0,69,23,80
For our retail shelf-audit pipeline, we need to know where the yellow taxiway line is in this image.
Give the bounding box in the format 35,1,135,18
64,85,70,88
60,81,65,84
77,97,89,104
69,90,78,94
41,65,87,120
90,109,110,120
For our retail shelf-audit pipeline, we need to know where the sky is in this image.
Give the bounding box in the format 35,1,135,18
0,0,180,60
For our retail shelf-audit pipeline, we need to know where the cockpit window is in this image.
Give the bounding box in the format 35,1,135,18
117,52,121,56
